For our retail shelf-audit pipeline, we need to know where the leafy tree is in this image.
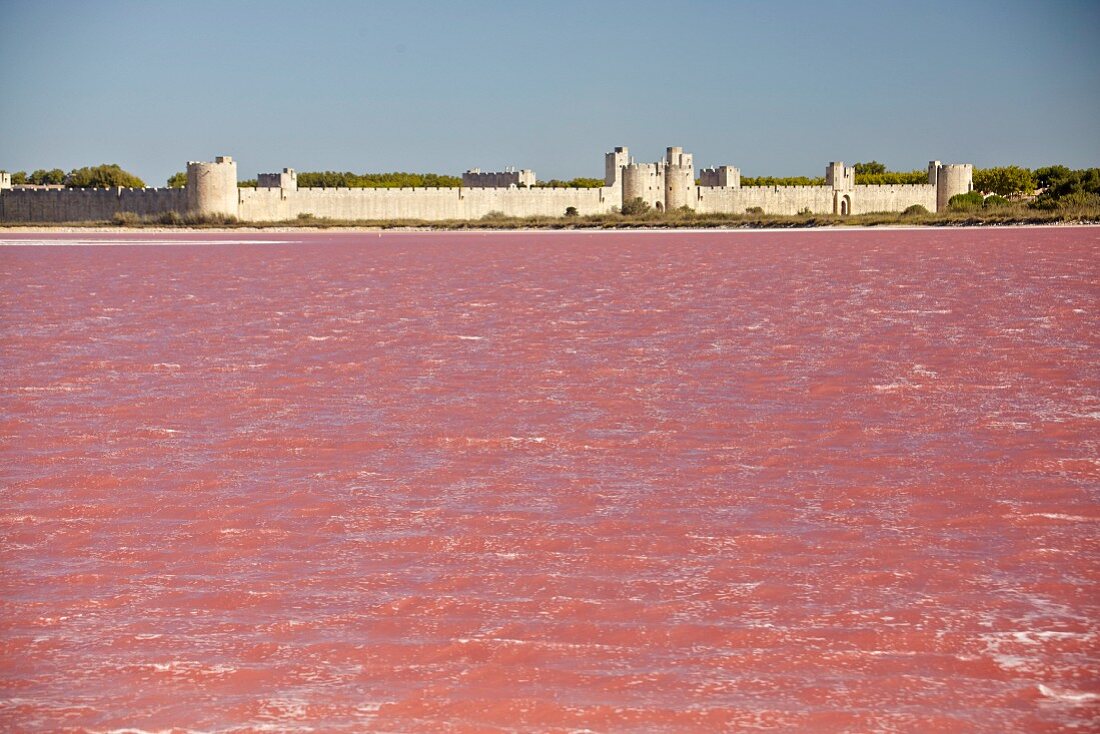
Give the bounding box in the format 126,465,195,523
167,171,187,188
66,164,145,188
856,171,928,185
296,171,462,188
10,171,27,185
1032,167,1100,208
535,177,604,188
620,197,650,215
29,168,66,185
238,179,257,188
741,175,826,186
973,166,1035,196
1032,165,1072,191
854,161,886,175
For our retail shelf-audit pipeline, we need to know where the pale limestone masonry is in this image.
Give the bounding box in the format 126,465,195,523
186,156,237,218
826,162,856,191
622,161,664,210
699,166,740,188
462,168,536,188
239,185,618,221
0,146,974,223
664,147,695,211
257,168,297,190
0,172,10,190
604,147,630,186
936,164,974,212
0,186,186,222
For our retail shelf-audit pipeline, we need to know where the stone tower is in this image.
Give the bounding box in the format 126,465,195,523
622,161,664,210
699,166,740,188
664,147,695,211
936,163,974,212
927,160,941,186
826,161,855,190
257,168,297,190
186,156,238,219
605,146,630,187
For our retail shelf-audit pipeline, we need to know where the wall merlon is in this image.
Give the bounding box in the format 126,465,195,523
0,147,975,223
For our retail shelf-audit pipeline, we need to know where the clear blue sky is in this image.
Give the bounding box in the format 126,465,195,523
1,0,1097,185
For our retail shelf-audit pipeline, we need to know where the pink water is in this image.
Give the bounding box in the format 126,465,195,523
1,228,1097,732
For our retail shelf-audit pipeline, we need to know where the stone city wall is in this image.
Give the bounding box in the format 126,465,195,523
851,184,936,215
238,185,619,221
0,187,186,222
695,185,836,215
0,181,942,222
0,149,972,222
461,169,537,188
694,183,937,215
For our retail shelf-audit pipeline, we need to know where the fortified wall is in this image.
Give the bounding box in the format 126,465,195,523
0,147,973,223
0,185,186,222
462,168,536,188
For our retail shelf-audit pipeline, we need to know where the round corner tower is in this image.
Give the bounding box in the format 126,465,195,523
664,147,695,211
936,163,973,212
622,162,663,210
186,156,239,218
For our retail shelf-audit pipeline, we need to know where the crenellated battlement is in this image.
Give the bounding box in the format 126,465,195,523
257,168,297,190
462,168,536,188
0,147,973,223
699,166,740,189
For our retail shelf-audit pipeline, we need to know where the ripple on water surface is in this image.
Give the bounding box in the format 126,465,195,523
0,228,1098,732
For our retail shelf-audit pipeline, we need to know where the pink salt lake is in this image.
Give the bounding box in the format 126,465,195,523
0,228,1097,732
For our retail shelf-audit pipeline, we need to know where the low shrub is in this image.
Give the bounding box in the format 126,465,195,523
112,211,140,225
564,206,578,217
902,204,930,216
180,212,238,225
1048,191,1100,210
983,195,1010,208
745,206,764,214
948,191,985,211
620,197,651,216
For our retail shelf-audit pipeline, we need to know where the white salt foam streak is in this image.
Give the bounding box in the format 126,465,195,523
1025,513,1095,522
0,239,291,247
1038,684,1100,703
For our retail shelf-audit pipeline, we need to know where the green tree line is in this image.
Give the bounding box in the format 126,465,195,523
853,171,928,185
164,172,610,189
165,171,463,188
533,177,605,188
1031,166,1100,208
4,164,145,188
739,176,827,187
296,171,463,188
966,164,1098,201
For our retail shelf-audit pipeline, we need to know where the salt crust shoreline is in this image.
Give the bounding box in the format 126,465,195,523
0,222,1098,238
